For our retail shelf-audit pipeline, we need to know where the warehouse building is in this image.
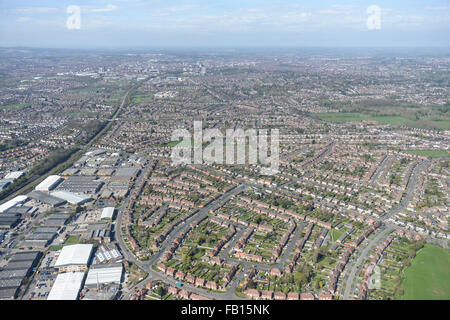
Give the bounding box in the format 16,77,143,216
35,175,63,192
8,251,40,264
28,191,66,207
54,244,93,272
5,206,35,216
114,167,140,178
47,272,86,300
43,212,71,226
55,176,104,194
85,149,106,157
100,207,115,221
0,251,40,299
0,195,28,213
0,287,19,300
4,171,24,181
24,232,57,248
0,213,21,229
85,263,123,287
50,190,92,206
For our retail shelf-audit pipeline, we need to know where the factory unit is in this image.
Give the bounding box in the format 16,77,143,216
28,191,67,207
55,176,104,194
0,251,40,300
54,244,93,272
23,232,57,248
43,212,71,226
35,175,63,192
100,207,115,221
0,195,28,213
0,213,21,229
4,171,24,181
47,272,86,300
50,190,92,206
84,263,123,287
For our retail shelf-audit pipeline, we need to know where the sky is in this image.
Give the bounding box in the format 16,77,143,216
0,0,449,48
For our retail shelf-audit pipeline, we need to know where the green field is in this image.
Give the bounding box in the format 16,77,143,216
165,139,196,147
396,244,450,300
64,235,80,245
314,112,450,129
132,95,153,103
330,227,348,242
404,150,450,158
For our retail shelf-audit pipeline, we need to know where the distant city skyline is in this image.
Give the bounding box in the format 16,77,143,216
0,0,449,48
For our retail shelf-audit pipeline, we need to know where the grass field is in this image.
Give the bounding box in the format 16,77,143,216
396,244,450,300
330,227,347,242
165,139,195,147
314,112,414,124
132,95,153,103
404,150,450,158
64,235,80,245
314,112,450,129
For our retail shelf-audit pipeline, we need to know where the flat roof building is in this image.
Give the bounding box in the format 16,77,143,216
55,176,104,194
0,215,21,230
50,190,92,206
0,287,19,300
4,171,24,181
44,212,71,226
35,175,62,192
47,272,86,300
54,244,93,272
0,195,28,213
100,207,115,221
28,191,66,207
85,263,123,287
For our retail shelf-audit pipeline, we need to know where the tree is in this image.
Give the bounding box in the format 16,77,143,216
247,279,256,289
154,286,165,300
293,272,308,287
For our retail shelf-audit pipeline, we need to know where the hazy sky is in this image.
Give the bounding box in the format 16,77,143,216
0,0,449,48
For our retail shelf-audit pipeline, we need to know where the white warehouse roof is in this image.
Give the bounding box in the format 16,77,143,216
100,207,115,220
35,175,62,192
4,171,24,180
55,244,93,267
85,264,123,286
47,272,85,300
0,195,28,213
50,190,92,205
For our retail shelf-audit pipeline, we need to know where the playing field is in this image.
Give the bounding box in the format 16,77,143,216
404,150,450,158
132,95,153,103
314,112,450,129
396,244,450,300
314,112,414,125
